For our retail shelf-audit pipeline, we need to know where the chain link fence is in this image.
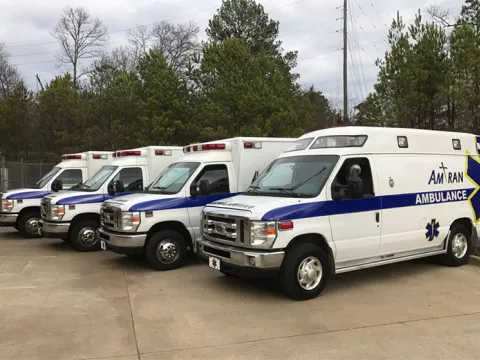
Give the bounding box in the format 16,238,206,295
0,157,55,192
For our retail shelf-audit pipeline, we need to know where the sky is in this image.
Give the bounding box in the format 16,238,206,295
0,0,465,108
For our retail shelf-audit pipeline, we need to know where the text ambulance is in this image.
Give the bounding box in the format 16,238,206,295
98,137,295,270
198,127,480,300
0,151,112,238
39,146,183,251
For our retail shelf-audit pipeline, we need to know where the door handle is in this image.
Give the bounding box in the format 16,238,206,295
375,212,380,223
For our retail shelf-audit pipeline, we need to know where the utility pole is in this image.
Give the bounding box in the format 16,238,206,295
343,0,348,125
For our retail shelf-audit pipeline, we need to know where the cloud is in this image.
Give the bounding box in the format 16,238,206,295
0,0,466,105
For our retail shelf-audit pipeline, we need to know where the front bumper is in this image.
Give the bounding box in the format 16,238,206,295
39,219,70,238
97,227,147,255
197,238,285,270
0,213,18,226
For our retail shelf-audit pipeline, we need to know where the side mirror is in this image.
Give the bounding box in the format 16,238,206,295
107,180,125,196
190,180,211,197
51,179,62,192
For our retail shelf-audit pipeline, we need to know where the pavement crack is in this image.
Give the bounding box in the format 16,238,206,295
122,261,141,360
139,311,480,356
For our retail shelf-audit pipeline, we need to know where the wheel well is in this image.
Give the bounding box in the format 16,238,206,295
286,233,335,274
69,213,100,238
450,218,473,235
16,206,41,226
146,221,193,249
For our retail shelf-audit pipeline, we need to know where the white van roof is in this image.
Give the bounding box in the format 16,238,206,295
289,126,477,156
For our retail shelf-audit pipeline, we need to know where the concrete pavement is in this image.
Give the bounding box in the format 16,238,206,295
1,228,480,360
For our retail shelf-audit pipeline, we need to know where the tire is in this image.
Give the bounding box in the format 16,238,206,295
18,211,41,238
145,230,188,271
70,220,100,252
279,243,329,301
439,224,471,267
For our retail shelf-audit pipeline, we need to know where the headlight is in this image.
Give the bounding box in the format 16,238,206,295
51,205,65,221
120,212,141,232
1,199,14,212
250,221,277,248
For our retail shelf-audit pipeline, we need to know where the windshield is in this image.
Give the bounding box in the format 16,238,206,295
32,167,61,188
77,165,118,192
146,162,200,194
244,155,339,198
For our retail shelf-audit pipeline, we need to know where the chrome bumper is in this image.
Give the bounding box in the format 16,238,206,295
97,227,147,248
39,219,70,234
0,213,18,225
198,238,284,269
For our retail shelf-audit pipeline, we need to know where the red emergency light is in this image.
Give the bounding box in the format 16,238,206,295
183,143,226,153
92,154,108,159
243,141,262,149
116,150,142,157
61,154,82,160
155,149,172,156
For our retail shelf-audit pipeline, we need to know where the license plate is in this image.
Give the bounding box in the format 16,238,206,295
100,240,107,251
208,256,221,270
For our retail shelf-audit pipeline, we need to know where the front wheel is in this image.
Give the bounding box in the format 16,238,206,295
18,211,41,238
70,220,100,252
439,224,471,266
145,230,188,271
280,243,329,301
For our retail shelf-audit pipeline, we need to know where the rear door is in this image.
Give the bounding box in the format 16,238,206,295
327,155,382,264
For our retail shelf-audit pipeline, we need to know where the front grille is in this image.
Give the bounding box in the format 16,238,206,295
101,205,121,230
202,211,250,247
40,198,51,220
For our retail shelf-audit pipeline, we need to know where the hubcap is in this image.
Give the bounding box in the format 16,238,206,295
297,256,323,291
156,239,180,264
452,233,468,259
26,218,40,234
78,227,96,246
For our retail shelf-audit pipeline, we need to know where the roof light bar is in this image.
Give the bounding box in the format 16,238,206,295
61,154,82,160
243,141,262,149
92,154,109,159
183,143,226,153
117,150,142,157
155,149,172,156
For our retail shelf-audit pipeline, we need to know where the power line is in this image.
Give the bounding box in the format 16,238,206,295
352,0,388,45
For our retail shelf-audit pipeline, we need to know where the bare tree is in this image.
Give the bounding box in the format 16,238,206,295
0,44,21,98
150,21,201,73
426,3,457,28
51,6,108,87
127,25,151,64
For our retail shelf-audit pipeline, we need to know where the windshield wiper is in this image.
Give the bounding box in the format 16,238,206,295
268,187,300,197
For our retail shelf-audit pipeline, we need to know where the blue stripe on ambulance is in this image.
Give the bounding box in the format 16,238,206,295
6,191,51,200
56,192,134,205
129,193,241,212
261,188,475,221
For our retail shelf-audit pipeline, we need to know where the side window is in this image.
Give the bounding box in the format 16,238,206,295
56,169,83,189
331,157,374,198
113,168,143,191
194,164,229,194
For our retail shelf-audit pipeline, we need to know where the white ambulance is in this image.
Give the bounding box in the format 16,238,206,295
39,146,183,251
198,127,480,300
0,151,112,238
98,137,295,270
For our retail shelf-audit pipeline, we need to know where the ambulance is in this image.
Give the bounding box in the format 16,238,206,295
198,127,480,300
0,151,112,238
98,137,296,270
39,146,183,251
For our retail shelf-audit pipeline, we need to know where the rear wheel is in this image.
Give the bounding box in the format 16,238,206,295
18,211,41,238
145,230,188,270
70,220,100,252
439,224,470,266
280,243,329,301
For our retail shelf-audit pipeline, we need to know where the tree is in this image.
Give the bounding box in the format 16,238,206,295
189,38,303,139
51,6,108,88
0,44,21,98
206,0,298,83
150,21,201,74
